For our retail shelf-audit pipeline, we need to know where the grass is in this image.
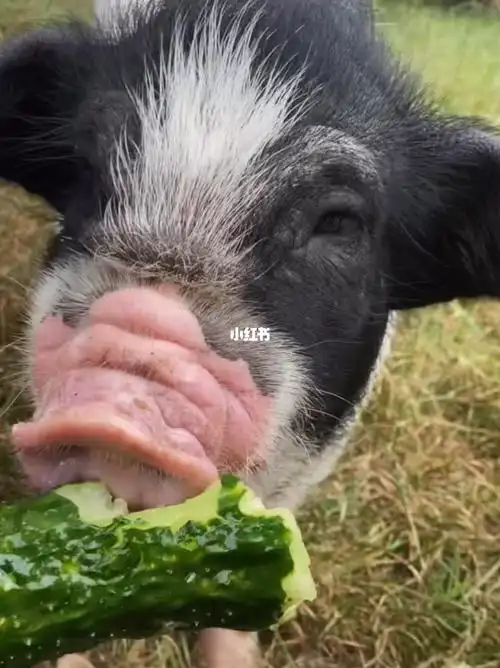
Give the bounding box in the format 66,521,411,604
1,1,500,667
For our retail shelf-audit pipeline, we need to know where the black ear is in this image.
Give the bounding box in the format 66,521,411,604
384,122,500,310
0,27,90,212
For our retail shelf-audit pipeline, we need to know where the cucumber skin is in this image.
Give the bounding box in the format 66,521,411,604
0,476,306,667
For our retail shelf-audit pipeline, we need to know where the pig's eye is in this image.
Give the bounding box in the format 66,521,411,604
311,192,364,238
313,212,355,236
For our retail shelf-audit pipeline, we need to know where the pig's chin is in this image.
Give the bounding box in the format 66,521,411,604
16,444,209,510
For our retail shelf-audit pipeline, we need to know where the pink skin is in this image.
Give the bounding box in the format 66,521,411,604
55,630,261,668
12,286,273,668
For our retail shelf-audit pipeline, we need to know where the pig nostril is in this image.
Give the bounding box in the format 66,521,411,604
62,314,76,326
55,309,80,327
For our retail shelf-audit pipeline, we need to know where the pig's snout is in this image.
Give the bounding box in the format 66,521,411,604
12,287,272,508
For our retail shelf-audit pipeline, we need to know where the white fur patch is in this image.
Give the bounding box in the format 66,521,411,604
93,2,307,285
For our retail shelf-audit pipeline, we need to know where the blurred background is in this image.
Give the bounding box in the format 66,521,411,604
0,1,500,667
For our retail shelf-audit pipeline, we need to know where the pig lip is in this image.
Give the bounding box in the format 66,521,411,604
11,406,219,491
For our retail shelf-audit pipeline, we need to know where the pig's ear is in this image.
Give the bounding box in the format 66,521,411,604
0,28,88,212
384,125,500,310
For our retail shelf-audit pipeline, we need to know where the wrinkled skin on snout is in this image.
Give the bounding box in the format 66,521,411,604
1,0,500,666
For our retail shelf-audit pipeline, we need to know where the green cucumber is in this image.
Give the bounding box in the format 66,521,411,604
0,474,316,667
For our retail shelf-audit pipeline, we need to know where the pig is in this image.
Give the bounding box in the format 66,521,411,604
0,0,499,666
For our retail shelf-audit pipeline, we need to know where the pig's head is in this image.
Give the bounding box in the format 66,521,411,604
1,0,500,512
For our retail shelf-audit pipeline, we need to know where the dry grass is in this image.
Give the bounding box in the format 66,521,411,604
1,1,500,667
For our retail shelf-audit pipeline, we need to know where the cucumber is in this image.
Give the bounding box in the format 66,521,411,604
0,474,316,667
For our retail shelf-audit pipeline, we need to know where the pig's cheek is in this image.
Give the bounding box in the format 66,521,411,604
31,317,75,392
34,316,74,356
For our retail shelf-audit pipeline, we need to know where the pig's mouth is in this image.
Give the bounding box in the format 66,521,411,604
12,287,272,510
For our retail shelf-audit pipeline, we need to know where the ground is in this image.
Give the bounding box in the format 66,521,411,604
1,1,500,667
